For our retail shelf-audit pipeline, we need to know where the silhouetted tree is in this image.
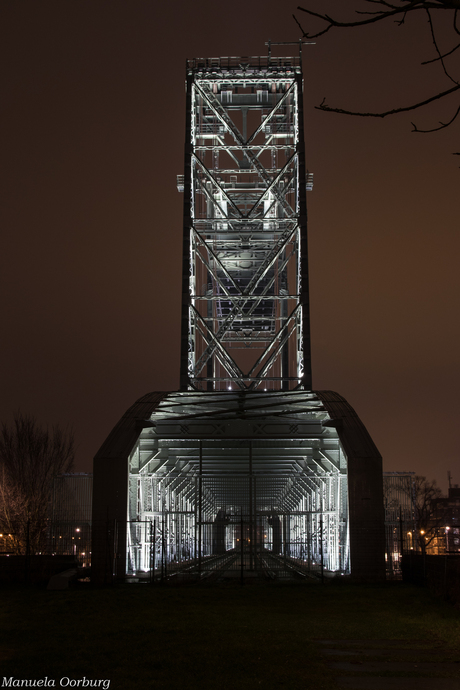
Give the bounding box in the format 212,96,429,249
410,475,445,554
0,413,74,554
295,1,460,154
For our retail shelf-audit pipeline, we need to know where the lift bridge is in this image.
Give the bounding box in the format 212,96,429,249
92,52,385,583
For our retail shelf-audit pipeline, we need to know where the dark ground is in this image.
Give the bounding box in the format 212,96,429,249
1,580,459,689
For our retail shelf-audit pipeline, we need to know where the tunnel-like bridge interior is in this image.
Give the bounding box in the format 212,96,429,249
92,389,385,582
127,390,349,580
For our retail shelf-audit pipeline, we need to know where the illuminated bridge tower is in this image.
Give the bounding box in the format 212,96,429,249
179,55,312,392
92,51,386,585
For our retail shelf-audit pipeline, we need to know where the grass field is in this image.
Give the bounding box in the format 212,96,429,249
1,580,459,689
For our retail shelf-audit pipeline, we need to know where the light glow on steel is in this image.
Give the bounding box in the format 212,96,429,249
180,55,311,392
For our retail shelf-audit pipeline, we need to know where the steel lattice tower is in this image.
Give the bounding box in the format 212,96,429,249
92,49,386,586
179,54,312,392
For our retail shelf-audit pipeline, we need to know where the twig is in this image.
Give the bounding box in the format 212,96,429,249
421,40,460,63
317,83,460,117
425,8,459,83
412,102,460,130
295,4,420,38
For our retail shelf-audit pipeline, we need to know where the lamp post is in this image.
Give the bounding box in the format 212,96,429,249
419,530,426,555
74,527,81,558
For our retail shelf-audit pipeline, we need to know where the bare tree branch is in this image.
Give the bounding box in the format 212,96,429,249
425,7,459,82
296,1,458,39
406,476,446,555
292,12,306,36
421,39,460,63
317,83,460,117
296,0,460,149
454,8,460,34
0,412,74,554
411,101,460,129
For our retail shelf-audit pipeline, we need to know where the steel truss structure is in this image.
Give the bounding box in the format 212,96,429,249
122,54,351,581
179,55,312,392
127,390,349,578
91,51,382,584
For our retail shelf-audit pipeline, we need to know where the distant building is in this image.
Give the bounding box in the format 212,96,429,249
50,473,92,566
430,486,460,554
383,472,415,577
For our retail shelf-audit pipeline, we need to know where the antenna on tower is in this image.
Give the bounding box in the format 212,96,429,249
265,39,315,60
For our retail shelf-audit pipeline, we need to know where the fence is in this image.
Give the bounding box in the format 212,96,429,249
384,472,415,578
402,553,460,604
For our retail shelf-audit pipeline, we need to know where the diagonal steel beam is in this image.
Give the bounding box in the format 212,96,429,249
246,244,297,319
192,234,232,299
194,175,230,221
246,81,296,145
194,82,294,218
193,154,243,218
192,225,298,377
191,306,246,387
248,306,300,387
246,152,297,219
193,227,242,296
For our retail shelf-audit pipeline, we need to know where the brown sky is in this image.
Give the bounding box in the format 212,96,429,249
1,1,459,491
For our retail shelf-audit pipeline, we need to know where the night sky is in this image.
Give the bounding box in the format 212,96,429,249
1,2,459,490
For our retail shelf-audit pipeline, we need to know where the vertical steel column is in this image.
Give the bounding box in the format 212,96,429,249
253,476,258,570
320,493,324,584
240,509,244,584
283,514,287,568
194,477,198,564
180,73,194,390
295,71,312,390
249,441,253,571
198,441,202,575
152,519,156,582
